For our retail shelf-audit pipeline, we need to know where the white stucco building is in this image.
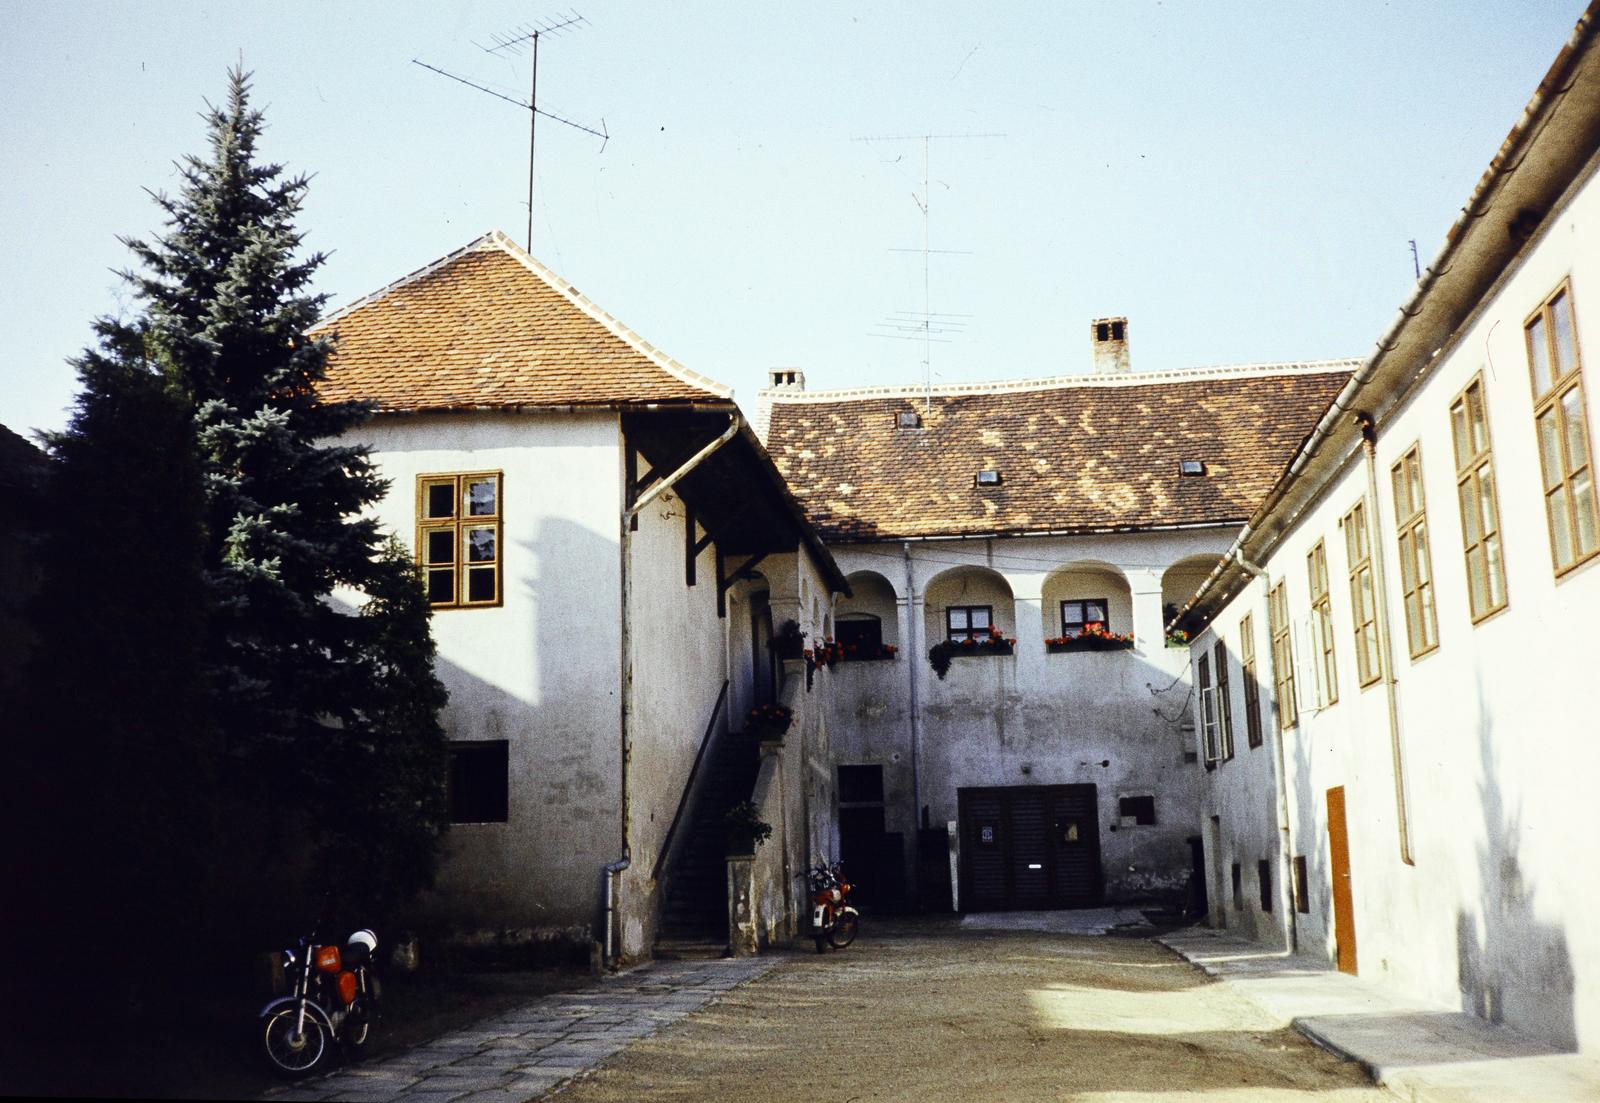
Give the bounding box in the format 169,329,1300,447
1175,10,1600,1053
315,233,848,963
758,343,1355,913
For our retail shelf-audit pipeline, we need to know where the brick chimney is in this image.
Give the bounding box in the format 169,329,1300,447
767,368,806,391
1090,317,1130,374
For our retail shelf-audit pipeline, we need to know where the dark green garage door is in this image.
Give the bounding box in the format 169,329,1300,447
958,785,1104,911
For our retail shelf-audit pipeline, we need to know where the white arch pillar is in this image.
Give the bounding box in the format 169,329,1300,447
1125,566,1166,651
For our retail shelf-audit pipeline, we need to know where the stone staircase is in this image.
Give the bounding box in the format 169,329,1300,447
655,732,762,952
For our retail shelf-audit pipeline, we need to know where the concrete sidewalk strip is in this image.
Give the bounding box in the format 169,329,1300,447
1159,927,1600,1103
261,957,778,1103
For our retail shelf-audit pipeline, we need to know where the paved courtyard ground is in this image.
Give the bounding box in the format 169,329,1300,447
553,918,1388,1103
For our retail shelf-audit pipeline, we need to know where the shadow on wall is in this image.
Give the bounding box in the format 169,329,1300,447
1458,673,1576,1049
407,515,624,958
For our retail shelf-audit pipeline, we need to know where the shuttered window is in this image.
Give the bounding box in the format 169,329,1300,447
1267,581,1297,731
1343,501,1382,687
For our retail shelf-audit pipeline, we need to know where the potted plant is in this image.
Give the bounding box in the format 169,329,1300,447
771,620,805,660
746,703,793,740
724,800,773,856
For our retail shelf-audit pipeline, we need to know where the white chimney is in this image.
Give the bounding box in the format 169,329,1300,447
767,368,806,391
1090,317,1130,374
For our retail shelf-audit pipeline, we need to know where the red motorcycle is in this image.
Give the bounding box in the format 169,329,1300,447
259,926,380,1077
809,862,860,953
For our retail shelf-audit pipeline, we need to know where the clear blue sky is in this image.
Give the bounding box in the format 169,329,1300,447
1,1,1588,438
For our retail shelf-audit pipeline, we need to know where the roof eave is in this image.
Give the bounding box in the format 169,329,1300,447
1176,5,1600,635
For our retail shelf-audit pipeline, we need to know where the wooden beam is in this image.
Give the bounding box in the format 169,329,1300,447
715,545,726,617
624,445,639,532
719,552,770,598
685,506,697,587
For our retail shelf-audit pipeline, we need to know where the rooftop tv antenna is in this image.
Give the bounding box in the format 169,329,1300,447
414,10,608,251
852,131,1003,411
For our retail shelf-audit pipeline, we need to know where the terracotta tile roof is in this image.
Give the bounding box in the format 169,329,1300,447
313,232,732,411
760,364,1356,542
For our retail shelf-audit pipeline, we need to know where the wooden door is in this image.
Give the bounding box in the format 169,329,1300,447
958,785,1103,911
1325,786,1358,975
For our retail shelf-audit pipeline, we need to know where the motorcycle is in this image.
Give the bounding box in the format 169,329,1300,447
808,862,860,953
260,926,381,1077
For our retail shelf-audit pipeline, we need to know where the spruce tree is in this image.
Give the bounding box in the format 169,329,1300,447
114,69,449,933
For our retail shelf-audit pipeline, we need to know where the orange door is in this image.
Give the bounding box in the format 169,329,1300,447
1325,786,1358,975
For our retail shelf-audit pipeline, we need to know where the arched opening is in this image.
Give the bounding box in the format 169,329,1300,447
836,570,899,660
1162,554,1224,623
726,570,775,716
1041,561,1133,639
924,565,1016,644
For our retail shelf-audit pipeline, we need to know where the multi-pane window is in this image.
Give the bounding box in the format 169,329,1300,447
418,472,503,608
946,605,993,642
1306,541,1338,707
1060,598,1109,635
1391,446,1439,658
1239,613,1263,749
1525,281,1599,574
1450,375,1508,620
1197,653,1220,764
1212,639,1235,761
1267,581,1298,731
1343,501,1382,687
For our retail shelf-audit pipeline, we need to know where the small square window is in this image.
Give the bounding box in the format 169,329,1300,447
448,740,509,824
1179,460,1207,477
897,410,922,429
1118,795,1156,825
975,469,1002,486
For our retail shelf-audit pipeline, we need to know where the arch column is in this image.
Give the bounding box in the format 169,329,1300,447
1125,567,1166,651
1007,572,1046,675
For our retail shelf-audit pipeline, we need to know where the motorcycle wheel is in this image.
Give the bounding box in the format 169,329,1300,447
828,912,859,949
262,1006,329,1078
344,1012,371,1054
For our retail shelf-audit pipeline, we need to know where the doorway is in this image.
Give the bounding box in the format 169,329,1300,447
958,785,1103,911
1325,786,1358,975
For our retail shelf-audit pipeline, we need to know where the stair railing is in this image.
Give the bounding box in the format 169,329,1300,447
654,679,730,883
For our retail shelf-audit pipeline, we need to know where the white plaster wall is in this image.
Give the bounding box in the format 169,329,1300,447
824,529,1233,906
1195,157,1600,1052
619,485,730,957
344,411,624,935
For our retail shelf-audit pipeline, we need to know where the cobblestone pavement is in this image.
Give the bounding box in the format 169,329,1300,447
261,957,777,1103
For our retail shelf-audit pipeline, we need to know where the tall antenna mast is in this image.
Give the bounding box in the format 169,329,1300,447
414,10,608,251
853,131,1003,410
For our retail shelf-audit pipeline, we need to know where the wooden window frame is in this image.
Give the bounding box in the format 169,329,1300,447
1525,278,1599,576
1306,541,1339,707
1060,597,1109,636
1342,501,1382,688
1212,639,1235,761
1239,613,1263,749
1450,373,1510,622
945,604,994,642
1198,653,1219,765
417,471,504,610
1266,581,1298,732
1390,444,1440,659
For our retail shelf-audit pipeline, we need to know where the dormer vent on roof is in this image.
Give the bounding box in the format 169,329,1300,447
896,410,923,429
975,469,1002,487
768,368,806,391
1179,460,1207,477
1091,316,1131,374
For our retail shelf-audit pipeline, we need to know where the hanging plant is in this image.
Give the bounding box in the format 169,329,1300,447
724,800,773,855
927,627,1014,679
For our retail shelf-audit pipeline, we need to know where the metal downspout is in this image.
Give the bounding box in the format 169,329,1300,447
902,542,923,844
1235,554,1297,952
1358,415,1415,866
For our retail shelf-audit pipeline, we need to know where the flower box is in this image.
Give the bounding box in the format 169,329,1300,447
928,630,1015,679
837,642,898,662
1045,624,1135,653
